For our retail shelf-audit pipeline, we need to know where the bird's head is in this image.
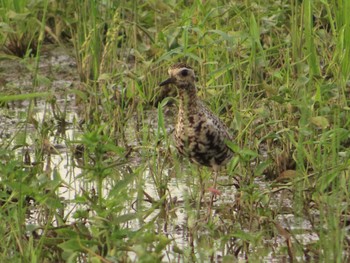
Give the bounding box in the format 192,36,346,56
159,63,197,88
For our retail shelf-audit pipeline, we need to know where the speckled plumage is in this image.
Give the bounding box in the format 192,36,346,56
159,63,234,169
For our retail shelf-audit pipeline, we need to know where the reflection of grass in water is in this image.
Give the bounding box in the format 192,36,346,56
0,0,350,261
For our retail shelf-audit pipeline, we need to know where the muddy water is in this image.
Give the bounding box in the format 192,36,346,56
0,45,321,261
0,46,192,258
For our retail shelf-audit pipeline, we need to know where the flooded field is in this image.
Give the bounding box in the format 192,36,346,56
1,45,344,262
1,1,350,261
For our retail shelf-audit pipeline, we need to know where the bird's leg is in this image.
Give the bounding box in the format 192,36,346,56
198,168,205,201
197,167,206,220
207,167,219,221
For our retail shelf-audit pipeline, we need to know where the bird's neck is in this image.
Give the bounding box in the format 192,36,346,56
178,84,199,114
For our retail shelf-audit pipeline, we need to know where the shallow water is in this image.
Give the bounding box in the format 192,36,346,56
0,45,327,262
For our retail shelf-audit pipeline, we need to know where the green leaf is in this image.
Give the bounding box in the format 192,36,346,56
0,22,15,33
0,92,50,102
239,148,259,160
7,10,31,20
58,239,83,252
310,116,329,129
255,161,272,176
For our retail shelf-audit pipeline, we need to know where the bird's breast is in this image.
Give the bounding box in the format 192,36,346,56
174,110,233,167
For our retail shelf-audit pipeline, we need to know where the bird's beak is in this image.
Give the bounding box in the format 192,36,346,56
159,77,174,86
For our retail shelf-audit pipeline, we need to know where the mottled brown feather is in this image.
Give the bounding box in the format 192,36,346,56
160,63,234,169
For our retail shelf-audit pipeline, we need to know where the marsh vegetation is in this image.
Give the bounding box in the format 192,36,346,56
0,0,350,262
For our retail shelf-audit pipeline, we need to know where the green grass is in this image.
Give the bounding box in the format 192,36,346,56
1,0,350,262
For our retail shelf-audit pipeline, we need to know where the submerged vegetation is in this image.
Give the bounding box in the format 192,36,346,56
0,0,350,262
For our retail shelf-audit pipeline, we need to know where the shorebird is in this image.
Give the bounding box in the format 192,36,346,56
159,63,234,211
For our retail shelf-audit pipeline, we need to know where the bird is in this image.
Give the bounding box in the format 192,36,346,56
159,62,234,212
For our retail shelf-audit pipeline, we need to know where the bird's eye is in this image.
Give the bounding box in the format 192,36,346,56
181,69,188,76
